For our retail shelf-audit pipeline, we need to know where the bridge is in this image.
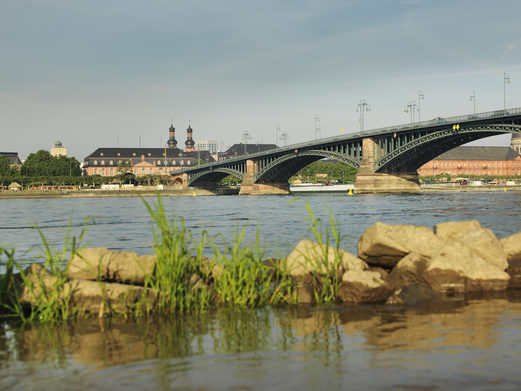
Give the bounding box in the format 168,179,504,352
171,108,521,194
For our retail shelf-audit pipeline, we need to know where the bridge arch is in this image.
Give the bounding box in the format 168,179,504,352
374,123,521,173
188,167,245,187
254,150,360,183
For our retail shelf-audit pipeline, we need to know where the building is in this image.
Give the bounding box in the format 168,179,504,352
418,146,521,177
0,152,22,167
220,143,278,159
50,141,67,157
511,133,521,155
195,139,219,154
83,123,214,177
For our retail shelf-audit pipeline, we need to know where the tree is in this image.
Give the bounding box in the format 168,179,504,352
21,150,81,177
0,156,10,175
117,159,133,174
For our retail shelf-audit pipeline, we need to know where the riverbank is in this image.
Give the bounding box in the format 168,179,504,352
0,188,239,198
420,184,521,192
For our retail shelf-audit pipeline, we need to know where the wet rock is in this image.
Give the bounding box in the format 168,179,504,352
295,273,315,304
357,222,442,268
337,270,392,303
198,256,223,280
506,259,521,289
435,221,507,270
386,252,429,290
67,248,156,285
500,232,521,262
286,240,366,278
386,282,439,305
421,240,510,294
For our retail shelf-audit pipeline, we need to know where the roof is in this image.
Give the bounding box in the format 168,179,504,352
223,143,278,156
84,147,214,160
433,146,521,161
0,152,22,165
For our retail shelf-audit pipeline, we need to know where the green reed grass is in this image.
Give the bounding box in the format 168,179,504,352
142,195,210,314
299,200,345,303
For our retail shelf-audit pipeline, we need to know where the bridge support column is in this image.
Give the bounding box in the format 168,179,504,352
354,138,420,193
239,160,290,195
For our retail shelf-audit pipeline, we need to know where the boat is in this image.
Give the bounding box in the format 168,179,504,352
289,183,354,193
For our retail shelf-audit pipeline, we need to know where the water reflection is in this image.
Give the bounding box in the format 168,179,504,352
2,293,521,389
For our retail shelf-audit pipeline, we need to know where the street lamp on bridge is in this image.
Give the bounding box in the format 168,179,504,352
404,101,417,124
418,90,424,122
356,100,370,132
504,72,511,112
470,91,476,114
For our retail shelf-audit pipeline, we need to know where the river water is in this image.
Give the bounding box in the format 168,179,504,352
1,192,521,390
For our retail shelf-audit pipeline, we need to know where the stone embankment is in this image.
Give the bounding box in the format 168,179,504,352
12,220,521,315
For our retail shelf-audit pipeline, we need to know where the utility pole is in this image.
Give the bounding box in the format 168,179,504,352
418,90,424,122
356,100,370,132
314,114,321,140
279,129,289,146
470,91,476,114
404,101,417,124
242,131,251,155
504,72,511,112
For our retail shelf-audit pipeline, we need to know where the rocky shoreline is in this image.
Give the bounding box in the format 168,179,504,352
6,219,521,318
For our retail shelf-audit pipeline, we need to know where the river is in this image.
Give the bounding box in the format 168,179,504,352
1,192,521,390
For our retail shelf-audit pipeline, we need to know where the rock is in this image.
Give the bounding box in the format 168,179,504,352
435,221,507,270
285,240,367,278
386,282,439,305
198,256,224,280
295,273,315,304
386,252,429,290
357,222,442,268
506,259,521,289
337,270,392,303
67,248,156,285
421,240,510,294
500,232,521,262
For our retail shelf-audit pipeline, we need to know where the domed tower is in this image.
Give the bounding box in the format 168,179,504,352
167,123,177,149
185,124,195,152
511,133,521,155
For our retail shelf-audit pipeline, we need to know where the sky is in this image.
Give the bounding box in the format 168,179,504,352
2,0,521,161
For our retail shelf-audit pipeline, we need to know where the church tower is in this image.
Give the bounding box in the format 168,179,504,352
510,133,521,155
167,123,177,149
185,125,195,152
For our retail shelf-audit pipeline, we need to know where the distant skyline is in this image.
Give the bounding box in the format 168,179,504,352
2,0,521,160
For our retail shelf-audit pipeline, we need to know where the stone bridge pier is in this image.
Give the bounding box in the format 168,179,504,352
354,138,420,193
239,160,290,195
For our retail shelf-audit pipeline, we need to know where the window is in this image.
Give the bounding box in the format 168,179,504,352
133,153,136,156
187,160,191,165
94,160,98,165
100,152,104,156
180,160,184,165
101,160,105,165
109,160,113,165
110,169,114,175
148,153,151,156
142,169,145,174
117,152,121,156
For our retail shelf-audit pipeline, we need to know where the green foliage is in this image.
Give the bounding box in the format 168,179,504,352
117,159,133,174
0,156,10,175
142,195,210,314
293,160,357,183
21,150,81,177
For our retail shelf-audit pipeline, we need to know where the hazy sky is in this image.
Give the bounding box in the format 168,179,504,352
2,0,521,160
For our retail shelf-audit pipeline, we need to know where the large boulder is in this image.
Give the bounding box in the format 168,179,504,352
506,259,521,289
285,240,367,278
386,252,429,290
357,222,442,268
337,270,392,303
500,232,521,262
67,248,156,285
434,221,507,270
421,240,510,294
18,264,155,316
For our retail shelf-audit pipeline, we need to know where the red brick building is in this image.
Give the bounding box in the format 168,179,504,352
418,146,521,177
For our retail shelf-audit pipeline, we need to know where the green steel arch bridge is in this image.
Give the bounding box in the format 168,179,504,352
171,108,521,194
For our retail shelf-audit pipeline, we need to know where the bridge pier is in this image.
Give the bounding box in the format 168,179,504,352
239,160,290,195
354,138,420,193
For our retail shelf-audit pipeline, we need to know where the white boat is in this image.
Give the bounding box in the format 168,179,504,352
290,183,354,193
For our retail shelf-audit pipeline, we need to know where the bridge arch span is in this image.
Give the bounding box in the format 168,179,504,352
375,123,521,173
188,167,245,188
254,150,359,183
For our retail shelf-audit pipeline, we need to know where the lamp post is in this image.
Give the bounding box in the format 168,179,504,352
418,90,424,122
470,91,476,115
504,72,511,113
356,100,370,132
404,101,417,124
